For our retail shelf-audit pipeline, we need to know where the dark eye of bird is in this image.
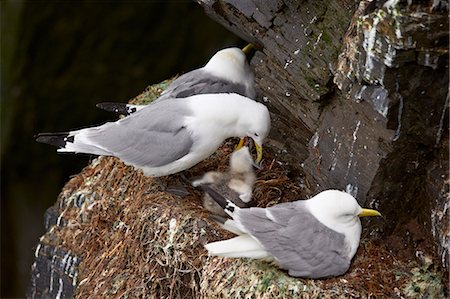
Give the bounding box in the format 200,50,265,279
254,133,259,137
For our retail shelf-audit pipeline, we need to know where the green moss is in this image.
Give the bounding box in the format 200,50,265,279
322,31,333,45
304,76,317,89
257,271,275,292
128,78,175,105
403,261,445,298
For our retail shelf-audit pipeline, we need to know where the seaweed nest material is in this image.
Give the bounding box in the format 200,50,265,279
38,82,447,298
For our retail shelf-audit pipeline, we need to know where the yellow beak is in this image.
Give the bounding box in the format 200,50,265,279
235,137,263,166
255,141,263,164
242,43,255,55
358,208,382,217
235,137,246,150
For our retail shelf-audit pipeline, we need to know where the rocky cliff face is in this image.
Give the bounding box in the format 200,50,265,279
198,0,449,270
30,0,448,297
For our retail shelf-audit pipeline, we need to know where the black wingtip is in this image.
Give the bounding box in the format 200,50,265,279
96,102,130,115
200,185,230,211
35,132,72,148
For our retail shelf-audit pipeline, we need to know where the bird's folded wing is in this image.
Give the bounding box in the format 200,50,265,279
83,100,194,167
158,70,248,100
236,204,350,278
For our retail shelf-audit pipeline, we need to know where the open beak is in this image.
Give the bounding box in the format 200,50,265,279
235,137,247,150
358,208,382,217
235,137,263,168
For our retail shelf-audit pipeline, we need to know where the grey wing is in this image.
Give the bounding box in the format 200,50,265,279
85,100,194,168
236,204,350,278
157,70,250,101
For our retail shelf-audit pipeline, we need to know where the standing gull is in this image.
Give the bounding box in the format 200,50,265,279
36,93,270,177
96,45,256,116
192,145,256,216
203,189,381,278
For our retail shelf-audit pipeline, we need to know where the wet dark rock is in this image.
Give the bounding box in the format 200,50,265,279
199,0,357,149
44,206,64,231
198,0,449,270
29,243,80,299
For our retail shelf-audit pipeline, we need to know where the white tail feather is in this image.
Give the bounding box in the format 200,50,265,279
205,234,269,259
57,129,111,156
220,219,245,235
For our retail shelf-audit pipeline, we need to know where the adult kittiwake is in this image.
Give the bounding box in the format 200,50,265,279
97,44,256,116
203,188,381,278
192,145,256,217
36,93,270,177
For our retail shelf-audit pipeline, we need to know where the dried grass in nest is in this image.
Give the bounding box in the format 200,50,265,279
201,238,445,298
51,156,214,298
42,137,309,298
46,141,445,298
41,82,446,298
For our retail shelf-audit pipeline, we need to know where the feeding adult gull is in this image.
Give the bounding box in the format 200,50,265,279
36,93,270,177
96,44,256,116
192,145,256,216
202,188,381,278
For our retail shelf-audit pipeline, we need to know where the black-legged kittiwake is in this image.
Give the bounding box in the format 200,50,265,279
192,145,256,216
202,189,381,278
96,45,256,116
36,93,270,177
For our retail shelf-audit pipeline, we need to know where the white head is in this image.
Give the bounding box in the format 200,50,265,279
306,190,381,258
230,146,254,173
241,102,271,164
186,93,270,165
203,47,254,84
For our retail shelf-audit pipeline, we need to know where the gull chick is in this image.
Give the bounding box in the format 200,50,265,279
192,146,256,216
36,93,270,177
97,45,256,116
203,189,381,278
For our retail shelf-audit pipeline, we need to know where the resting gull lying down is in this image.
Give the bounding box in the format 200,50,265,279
202,188,381,278
36,93,270,177
96,44,256,116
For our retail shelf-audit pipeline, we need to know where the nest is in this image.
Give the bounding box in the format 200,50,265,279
40,83,447,298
